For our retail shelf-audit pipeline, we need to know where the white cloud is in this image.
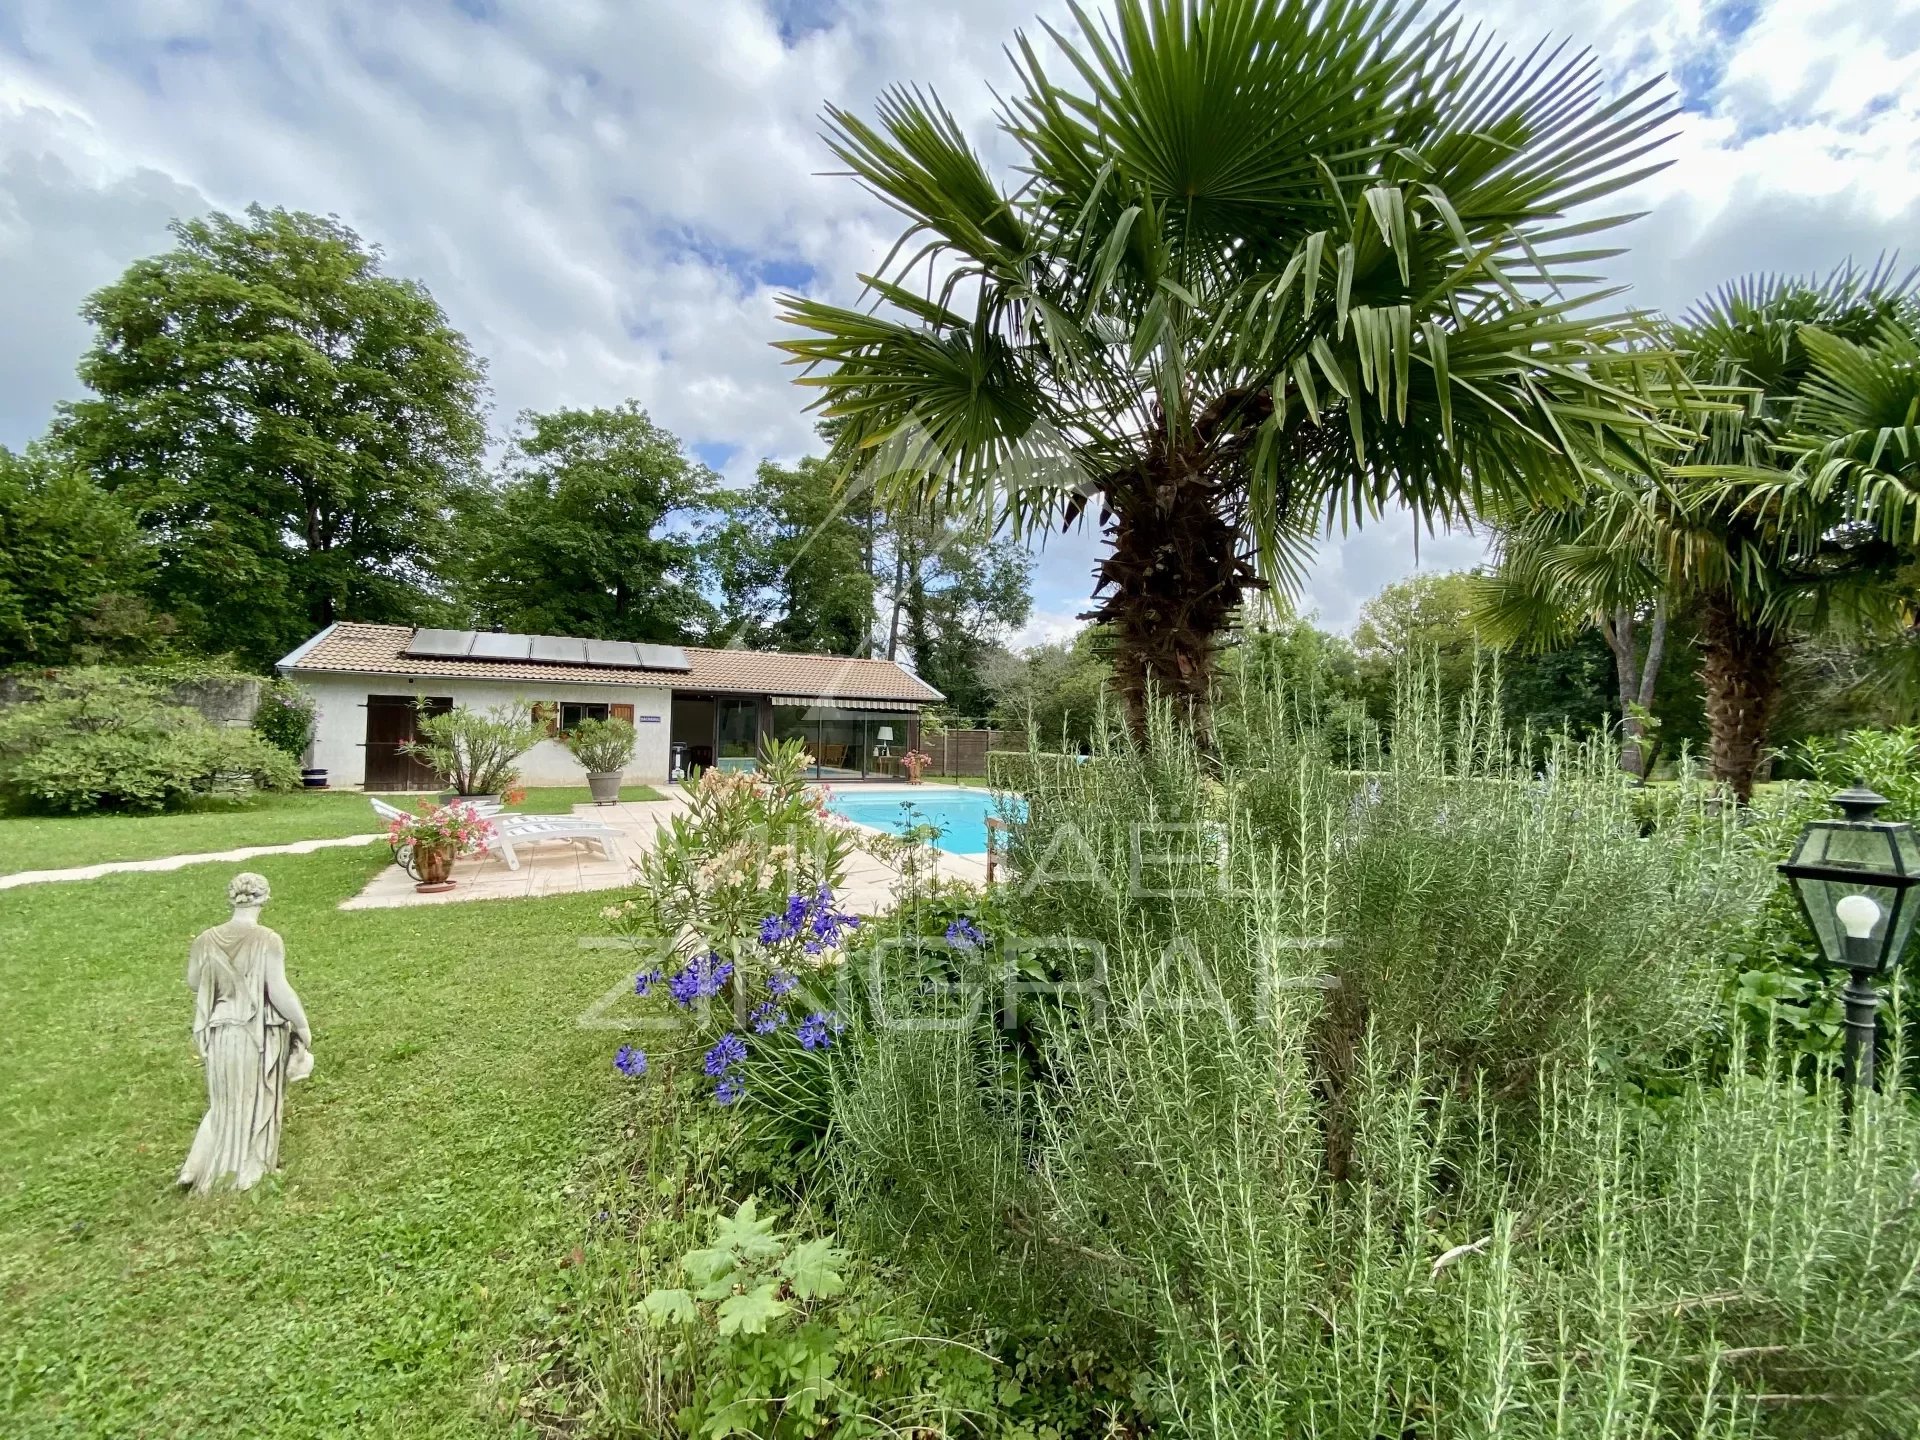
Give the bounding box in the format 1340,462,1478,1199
1,0,1915,640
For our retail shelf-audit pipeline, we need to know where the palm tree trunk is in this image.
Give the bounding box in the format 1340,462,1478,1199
1698,593,1786,804
1092,462,1251,738
1599,599,1668,779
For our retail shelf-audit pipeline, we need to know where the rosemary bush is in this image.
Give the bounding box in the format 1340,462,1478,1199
822,675,1920,1435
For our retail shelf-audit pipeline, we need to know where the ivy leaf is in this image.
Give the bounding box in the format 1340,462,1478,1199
716,1282,789,1336
714,1198,785,1262
641,1288,699,1327
779,1237,848,1300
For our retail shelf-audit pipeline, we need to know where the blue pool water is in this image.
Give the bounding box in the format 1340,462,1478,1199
825,787,1022,856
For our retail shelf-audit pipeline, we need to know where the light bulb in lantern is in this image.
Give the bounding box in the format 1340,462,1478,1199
1835,893,1882,941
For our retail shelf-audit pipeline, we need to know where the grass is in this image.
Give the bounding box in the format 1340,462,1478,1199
0,785,666,875
0,844,650,1437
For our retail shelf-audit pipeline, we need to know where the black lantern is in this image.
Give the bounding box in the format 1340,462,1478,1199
1777,784,1920,1093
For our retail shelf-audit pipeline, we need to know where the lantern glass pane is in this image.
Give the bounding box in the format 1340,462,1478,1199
1792,873,1898,966
1895,826,1920,879
1887,887,1920,971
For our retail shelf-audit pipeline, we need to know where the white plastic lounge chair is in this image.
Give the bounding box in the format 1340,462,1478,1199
485,813,624,871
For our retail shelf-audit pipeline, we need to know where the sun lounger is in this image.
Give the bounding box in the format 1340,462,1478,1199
369,797,624,874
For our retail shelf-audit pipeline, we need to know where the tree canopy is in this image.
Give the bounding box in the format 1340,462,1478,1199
55,205,488,668
0,445,168,668
459,403,714,643
780,0,1679,733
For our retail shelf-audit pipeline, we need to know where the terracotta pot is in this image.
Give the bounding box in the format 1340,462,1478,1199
414,842,457,892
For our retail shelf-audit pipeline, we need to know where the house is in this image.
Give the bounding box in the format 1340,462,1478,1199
276,622,942,790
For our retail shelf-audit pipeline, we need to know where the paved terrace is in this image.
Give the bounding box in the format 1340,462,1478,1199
340,784,990,911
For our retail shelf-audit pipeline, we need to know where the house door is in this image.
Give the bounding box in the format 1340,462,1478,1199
363,695,451,791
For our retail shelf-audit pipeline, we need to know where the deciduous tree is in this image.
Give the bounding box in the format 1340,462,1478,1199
56,205,487,667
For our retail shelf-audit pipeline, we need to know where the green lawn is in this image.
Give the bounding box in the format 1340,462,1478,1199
0,785,664,875
0,844,650,1437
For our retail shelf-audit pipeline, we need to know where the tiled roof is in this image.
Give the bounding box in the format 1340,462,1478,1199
279,623,943,703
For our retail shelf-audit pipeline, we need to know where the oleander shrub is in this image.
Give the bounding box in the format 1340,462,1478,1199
401,700,543,795
0,668,298,812
565,715,637,774
251,677,316,757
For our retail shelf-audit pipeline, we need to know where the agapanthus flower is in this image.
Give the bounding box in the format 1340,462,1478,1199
750,1001,787,1035
613,1045,647,1077
703,1032,748,1076
714,1076,745,1106
667,953,735,1006
758,913,792,945
768,968,798,997
796,1011,841,1051
945,917,986,951
634,968,663,997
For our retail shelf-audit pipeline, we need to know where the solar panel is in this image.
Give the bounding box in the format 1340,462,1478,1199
584,638,643,668
633,644,692,672
469,630,534,661
404,628,477,659
529,634,588,665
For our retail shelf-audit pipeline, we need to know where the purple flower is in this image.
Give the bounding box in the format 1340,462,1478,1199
768,968,798,997
634,968,663,997
703,1032,748,1076
750,1001,787,1035
714,1076,745,1106
796,1012,840,1051
945,917,986,951
667,954,735,1006
758,913,792,945
613,1045,647,1077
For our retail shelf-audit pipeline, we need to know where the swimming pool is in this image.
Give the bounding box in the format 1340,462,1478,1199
824,786,1022,856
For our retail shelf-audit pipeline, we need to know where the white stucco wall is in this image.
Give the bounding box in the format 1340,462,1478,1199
293,672,672,789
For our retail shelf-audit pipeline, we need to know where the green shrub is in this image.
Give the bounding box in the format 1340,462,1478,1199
401,700,543,795
0,669,298,812
564,715,636,773
251,677,316,757
815,676,1920,1434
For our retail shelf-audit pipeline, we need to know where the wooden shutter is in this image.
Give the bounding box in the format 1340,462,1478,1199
610,703,635,724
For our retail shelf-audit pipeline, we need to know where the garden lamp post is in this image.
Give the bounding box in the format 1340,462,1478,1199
1776,784,1920,1094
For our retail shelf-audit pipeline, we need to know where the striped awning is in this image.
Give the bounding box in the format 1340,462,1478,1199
770,696,918,711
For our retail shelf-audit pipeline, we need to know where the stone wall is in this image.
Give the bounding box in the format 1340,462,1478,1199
0,672,262,728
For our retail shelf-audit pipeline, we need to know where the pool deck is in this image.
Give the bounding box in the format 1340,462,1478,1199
339,783,992,911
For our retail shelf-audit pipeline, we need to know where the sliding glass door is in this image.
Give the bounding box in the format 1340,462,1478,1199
769,705,916,779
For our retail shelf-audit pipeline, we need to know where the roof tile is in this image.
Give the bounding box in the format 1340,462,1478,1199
281,623,943,703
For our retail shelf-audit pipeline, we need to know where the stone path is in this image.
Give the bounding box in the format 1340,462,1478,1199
0,832,388,890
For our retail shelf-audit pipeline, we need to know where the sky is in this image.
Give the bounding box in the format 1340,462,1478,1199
2,0,1918,643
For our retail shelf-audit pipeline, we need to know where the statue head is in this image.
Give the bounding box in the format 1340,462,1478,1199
228,872,271,908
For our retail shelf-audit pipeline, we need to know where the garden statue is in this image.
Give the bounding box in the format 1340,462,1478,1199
178,872,313,1196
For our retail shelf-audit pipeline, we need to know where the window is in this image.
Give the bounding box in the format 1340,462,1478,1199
560,701,609,733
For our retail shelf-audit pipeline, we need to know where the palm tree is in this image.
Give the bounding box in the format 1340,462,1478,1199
777,0,1679,734
1480,269,1918,800
1475,490,1670,778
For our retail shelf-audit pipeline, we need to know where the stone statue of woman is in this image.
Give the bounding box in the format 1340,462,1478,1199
178,872,313,1196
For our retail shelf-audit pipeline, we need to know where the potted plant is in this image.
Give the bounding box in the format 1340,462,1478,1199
566,716,637,804
900,747,934,784
402,701,543,803
383,801,496,893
